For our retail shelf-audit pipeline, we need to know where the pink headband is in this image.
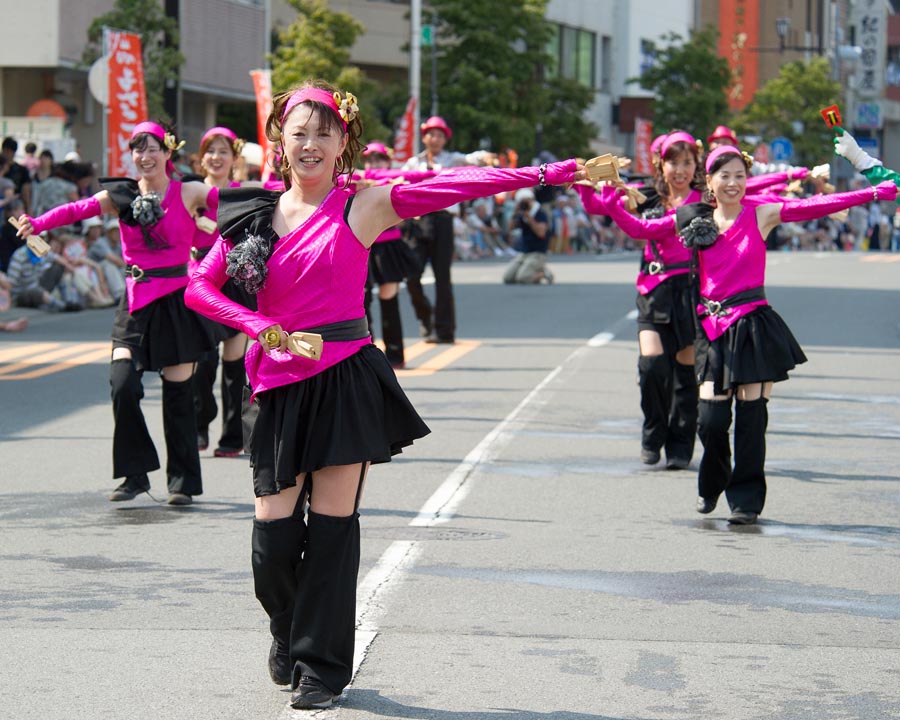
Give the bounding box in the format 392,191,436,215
200,126,238,148
650,134,667,154
705,145,742,173
281,88,346,130
131,121,166,142
660,131,697,158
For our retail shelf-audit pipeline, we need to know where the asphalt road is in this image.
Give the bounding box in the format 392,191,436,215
1,251,898,720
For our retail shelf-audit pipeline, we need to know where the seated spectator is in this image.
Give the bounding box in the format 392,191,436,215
30,163,79,218
87,217,126,302
467,199,516,257
6,232,79,311
60,228,115,308
0,269,28,331
1,137,32,212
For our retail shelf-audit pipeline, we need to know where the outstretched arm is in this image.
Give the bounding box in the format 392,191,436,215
601,185,676,240
15,191,114,239
834,129,900,189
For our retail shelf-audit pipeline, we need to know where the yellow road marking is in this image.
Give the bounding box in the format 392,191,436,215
861,255,900,263
0,342,63,362
397,340,480,377
0,342,111,380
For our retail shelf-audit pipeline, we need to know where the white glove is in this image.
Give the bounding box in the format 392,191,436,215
810,163,830,180
834,132,882,171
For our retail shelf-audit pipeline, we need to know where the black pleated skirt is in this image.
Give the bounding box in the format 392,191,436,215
111,288,217,371
248,344,431,497
695,304,807,394
636,273,698,351
369,238,423,285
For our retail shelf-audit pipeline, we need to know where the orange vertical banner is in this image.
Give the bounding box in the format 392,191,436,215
634,117,654,175
105,30,147,177
718,0,759,111
392,96,417,163
249,69,274,181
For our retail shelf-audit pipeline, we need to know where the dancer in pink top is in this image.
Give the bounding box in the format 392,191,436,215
16,121,218,506
185,79,594,709
602,145,897,524
577,131,703,470
190,126,257,458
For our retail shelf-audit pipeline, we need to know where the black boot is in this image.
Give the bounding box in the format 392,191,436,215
665,360,699,469
162,377,202,500
216,358,246,456
379,295,405,368
697,398,733,511
405,275,433,338
638,354,672,463
110,359,159,480
727,397,769,521
252,510,307,685
289,510,360,705
193,350,219,450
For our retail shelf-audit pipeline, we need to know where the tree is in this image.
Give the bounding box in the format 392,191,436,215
422,0,595,160
630,26,731,140
83,0,184,123
270,0,389,140
732,57,841,167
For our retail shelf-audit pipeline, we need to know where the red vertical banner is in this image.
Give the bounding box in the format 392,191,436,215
249,70,274,181
634,117,653,175
105,30,147,177
718,0,759,111
392,96,417,163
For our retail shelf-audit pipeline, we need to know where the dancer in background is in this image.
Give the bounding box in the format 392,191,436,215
17,121,217,505
191,126,256,457
602,144,897,523
578,130,703,469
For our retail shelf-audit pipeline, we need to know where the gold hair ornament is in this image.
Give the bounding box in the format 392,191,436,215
333,91,359,124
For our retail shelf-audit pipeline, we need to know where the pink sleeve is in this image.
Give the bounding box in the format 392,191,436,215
29,196,102,234
184,238,276,340
606,194,676,240
746,169,808,194
574,183,611,216
779,181,898,223
390,160,576,219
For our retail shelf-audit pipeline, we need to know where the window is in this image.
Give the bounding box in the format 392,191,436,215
600,35,611,92
546,24,596,88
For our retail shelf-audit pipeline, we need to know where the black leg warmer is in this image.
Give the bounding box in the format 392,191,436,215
727,397,769,514
110,358,159,478
697,398,733,503
666,360,699,463
192,350,219,436
162,377,202,495
379,295,405,366
639,353,672,452
218,358,247,451
290,510,361,695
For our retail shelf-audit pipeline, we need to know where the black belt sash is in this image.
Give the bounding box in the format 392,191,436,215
699,287,767,318
125,263,189,283
640,257,692,276
298,317,370,342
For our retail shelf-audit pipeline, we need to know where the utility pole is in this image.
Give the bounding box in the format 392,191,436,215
411,0,421,155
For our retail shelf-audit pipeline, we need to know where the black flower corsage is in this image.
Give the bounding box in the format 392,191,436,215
130,192,165,227
226,230,273,293
642,206,666,220
680,216,719,248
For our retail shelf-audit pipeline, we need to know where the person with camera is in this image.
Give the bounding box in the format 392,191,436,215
502,187,552,284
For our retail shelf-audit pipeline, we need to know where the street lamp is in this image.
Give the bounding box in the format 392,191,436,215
775,17,791,52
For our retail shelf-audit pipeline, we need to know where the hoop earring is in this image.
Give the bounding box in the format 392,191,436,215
335,156,345,175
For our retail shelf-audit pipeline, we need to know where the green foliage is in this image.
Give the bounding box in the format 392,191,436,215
733,57,840,166
630,26,731,141
270,0,388,139
83,0,184,123
422,0,595,159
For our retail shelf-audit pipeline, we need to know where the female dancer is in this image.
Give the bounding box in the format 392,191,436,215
185,79,592,709
17,122,218,505
191,126,256,457
358,141,423,368
578,131,703,469
601,145,897,523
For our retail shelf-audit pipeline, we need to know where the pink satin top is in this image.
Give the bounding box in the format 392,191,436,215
696,205,768,341
188,181,238,276
122,180,196,312
187,186,371,397
636,189,700,294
